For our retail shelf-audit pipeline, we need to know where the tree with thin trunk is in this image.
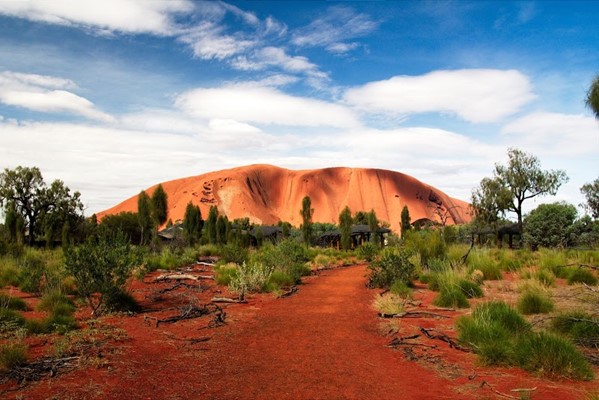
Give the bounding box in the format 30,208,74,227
183,201,203,245
580,178,599,219
137,190,152,245
300,196,313,247
473,148,568,237
205,205,219,244
339,206,353,250
586,74,599,119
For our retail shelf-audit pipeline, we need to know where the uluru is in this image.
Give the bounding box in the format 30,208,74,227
98,164,472,232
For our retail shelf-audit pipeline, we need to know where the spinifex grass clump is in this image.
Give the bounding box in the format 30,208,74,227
457,301,530,365
517,290,554,315
515,332,594,380
567,268,598,285
431,270,478,309
467,250,502,280
551,311,599,347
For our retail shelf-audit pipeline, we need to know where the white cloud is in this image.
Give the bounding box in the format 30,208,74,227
0,71,114,122
501,111,599,156
0,0,192,35
180,22,256,60
175,84,357,128
345,69,535,123
291,6,377,54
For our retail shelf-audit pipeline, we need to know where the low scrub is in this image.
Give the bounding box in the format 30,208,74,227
357,242,379,262
567,268,598,285
368,248,416,289
551,311,599,347
228,262,272,300
390,281,412,299
517,290,554,315
467,250,502,280
214,263,239,286
0,294,28,311
515,332,594,380
373,293,405,315
0,341,27,371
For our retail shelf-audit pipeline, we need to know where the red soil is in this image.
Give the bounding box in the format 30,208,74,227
97,164,472,232
4,265,598,399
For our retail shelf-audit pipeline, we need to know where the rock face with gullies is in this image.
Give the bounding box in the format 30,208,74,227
97,164,472,232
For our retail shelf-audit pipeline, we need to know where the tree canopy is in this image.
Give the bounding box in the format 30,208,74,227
586,74,599,119
0,166,83,245
400,205,411,237
472,148,568,235
580,178,599,219
339,206,353,250
523,202,578,249
151,184,168,227
300,196,313,247
183,201,203,245
137,190,152,245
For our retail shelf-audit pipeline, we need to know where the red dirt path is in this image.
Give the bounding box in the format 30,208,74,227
7,264,599,399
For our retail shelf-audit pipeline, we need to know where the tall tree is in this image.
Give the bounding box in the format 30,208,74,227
400,205,411,237
580,178,599,219
216,215,229,245
339,206,353,250
0,166,83,245
300,196,313,247
473,148,568,235
151,184,168,228
586,74,599,119
137,190,152,245
205,205,219,244
183,201,203,245
366,209,379,243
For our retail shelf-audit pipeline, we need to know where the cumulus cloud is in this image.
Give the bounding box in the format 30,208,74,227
175,84,358,128
0,71,114,122
501,111,599,156
180,22,256,60
291,6,378,54
0,0,192,35
345,69,535,123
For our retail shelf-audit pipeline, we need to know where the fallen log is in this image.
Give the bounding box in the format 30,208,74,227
153,273,213,282
279,286,298,298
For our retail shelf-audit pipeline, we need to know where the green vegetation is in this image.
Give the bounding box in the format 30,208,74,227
524,202,578,249
400,205,411,237
368,248,415,289
567,268,598,285
339,206,352,250
300,196,313,247
517,290,554,315
551,311,599,347
0,341,27,371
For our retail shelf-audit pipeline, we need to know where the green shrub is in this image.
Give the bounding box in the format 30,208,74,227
18,251,46,293
434,284,470,308
0,308,26,332
197,244,219,257
0,257,22,287
551,311,599,347
64,233,141,316
496,249,525,271
467,250,502,280
0,342,27,371
0,294,28,311
403,230,447,267
458,279,484,298
567,268,598,285
368,248,415,288
266,271,295,291
214,263,239,286
472,301,531,335
36,291,75,313
390,280,412,299
538,249,569,278
357,242,379,262
517,291,554,314
515,331,594,380
229,262,272,299
534,269,556,287
220,243,249,265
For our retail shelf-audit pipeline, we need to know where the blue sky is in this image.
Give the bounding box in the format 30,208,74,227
0,0,597,216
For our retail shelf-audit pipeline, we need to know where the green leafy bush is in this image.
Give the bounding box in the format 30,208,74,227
251,239,310,283
368,248,415,288
515,332,594,380
18,250,46,293
403,230,447,267
357,242,379,262
220,243,249,265
64,233,140,316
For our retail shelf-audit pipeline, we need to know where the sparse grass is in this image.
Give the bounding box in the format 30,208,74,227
458,278,484,298
515,331,594,380
432,270,470,309
36,291,75,313
0,308,26,332
390,280,412,299
0,293,28,311
538,249,569,278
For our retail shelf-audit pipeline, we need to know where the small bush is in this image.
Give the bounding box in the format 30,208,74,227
266,270,295,290
368,248,415,288
18,251,46,293
403,230,447,267
551,311,599,347
36,291,75,313
434,284,470,309
0,294,28,311
472,301,531,335
357,242,379,262
567,268,598,285
515,332,594,380
214,263,239,286
220,243,249,265
0,308,26,332
458,279,484,298
311,254,335,270
229,262,272,299
467,250,502,280
390,281,412,299
0,342,27,371
197,244,219,257
373,294,405,315
517,291,554,315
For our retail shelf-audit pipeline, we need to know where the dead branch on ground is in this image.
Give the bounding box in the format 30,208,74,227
153,273,214,282
380,311,450,319
145,303,225,327
420,327,473,352
279,286,298,298
387,334,437,349
479,380,520,400
211,297,247,304
0,356,80,386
